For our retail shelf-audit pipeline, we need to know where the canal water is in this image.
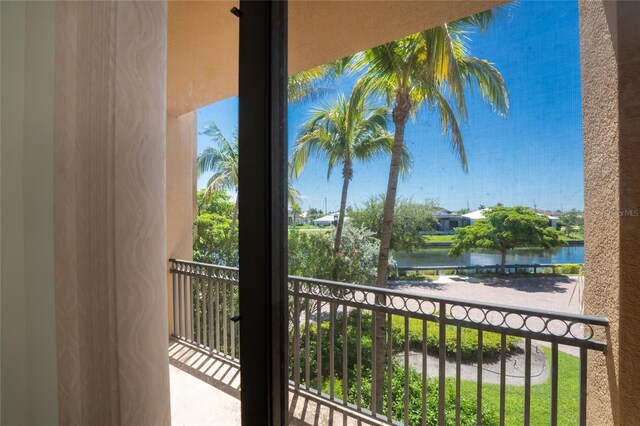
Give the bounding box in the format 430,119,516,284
393,245,584,268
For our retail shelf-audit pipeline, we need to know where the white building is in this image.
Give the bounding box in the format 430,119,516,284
461,209,488,224
313,212,344,227
462,208,559,229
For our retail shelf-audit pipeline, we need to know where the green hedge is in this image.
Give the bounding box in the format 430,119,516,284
318,366,498,426
389,315,520,360
556,263,582,274
399,264,583,277
295,311,520,386
292,310,520,425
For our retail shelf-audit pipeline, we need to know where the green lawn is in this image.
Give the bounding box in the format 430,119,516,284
423,234,584,243
559,232,584,241
460,347,580,425
423,234,455,242
288,225,331,234
396,269,581,280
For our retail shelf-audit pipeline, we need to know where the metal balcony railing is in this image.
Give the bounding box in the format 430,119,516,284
169,259,607,426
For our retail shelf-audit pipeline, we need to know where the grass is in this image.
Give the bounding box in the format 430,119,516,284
321,346,579,425
291,227,584,241
389,315,521,361
560,232,584,241
459,347,580,425
396,264,583,279
302,310,579,424
288,225,331,234
423,233,584,243
393,274,438,282
423,234,455,242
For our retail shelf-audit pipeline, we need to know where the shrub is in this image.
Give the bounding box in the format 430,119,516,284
193,212,239,266
349,195,438,252
193,190,239,266
288,224,396,284
557,263,582,274
354,367,499,426
292,311,512,425
301,355,498,425
295,311,520,386
389,315,520,361
288,228,334,279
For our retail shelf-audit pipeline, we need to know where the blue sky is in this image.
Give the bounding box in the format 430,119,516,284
196,0,584,213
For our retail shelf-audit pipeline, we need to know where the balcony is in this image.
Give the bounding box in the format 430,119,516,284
168,259,607,425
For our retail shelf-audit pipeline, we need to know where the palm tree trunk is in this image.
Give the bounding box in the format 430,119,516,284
373,90,411,413
332,161,352,281
230,194,239,237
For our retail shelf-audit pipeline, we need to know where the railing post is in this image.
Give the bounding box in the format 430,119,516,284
208,271,214,354
579,347,588,426
438,302,446,426
293,280,301,389
171,262,178,338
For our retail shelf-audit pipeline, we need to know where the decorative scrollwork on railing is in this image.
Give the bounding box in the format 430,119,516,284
170,259,239,284
287,274,607,350
445,302,597,342
170,260,607,350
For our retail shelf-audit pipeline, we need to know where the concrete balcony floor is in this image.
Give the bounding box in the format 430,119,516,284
169,339,241,426
169,339,387,426
170,364,241,426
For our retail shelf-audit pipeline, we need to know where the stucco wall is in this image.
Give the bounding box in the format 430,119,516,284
1,2,59,424
167,111,197,335
615,1,640,422
580,1,640,424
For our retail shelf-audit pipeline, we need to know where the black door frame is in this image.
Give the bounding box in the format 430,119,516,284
238,1,288,425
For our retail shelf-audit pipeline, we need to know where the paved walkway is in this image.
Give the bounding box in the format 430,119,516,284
395,342,549,386
390,274,584,356
389,275,583,314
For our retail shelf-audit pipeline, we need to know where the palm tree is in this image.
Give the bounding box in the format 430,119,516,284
291,80,411,280
358,12,509,289
198,124,239,233
198,123,302,235
356,11,509,412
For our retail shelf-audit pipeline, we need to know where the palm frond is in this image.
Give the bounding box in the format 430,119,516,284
288,186,302,210
455,5,514,32
458,57,509,116
433,90,467,171
197,122,240,208
288,56,355,104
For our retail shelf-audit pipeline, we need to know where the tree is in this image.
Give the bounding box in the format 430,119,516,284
456,207,472,215
197,123,240,234
355,11,510,412
194,190,238,267
307,208,324,221
288,224,395,285
291,80,410,279
558,209,584,238
349,195,438,252
197,188,234,217
355,12,509,291
449,206,564,274
198,123,302,235
288,57,352,104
